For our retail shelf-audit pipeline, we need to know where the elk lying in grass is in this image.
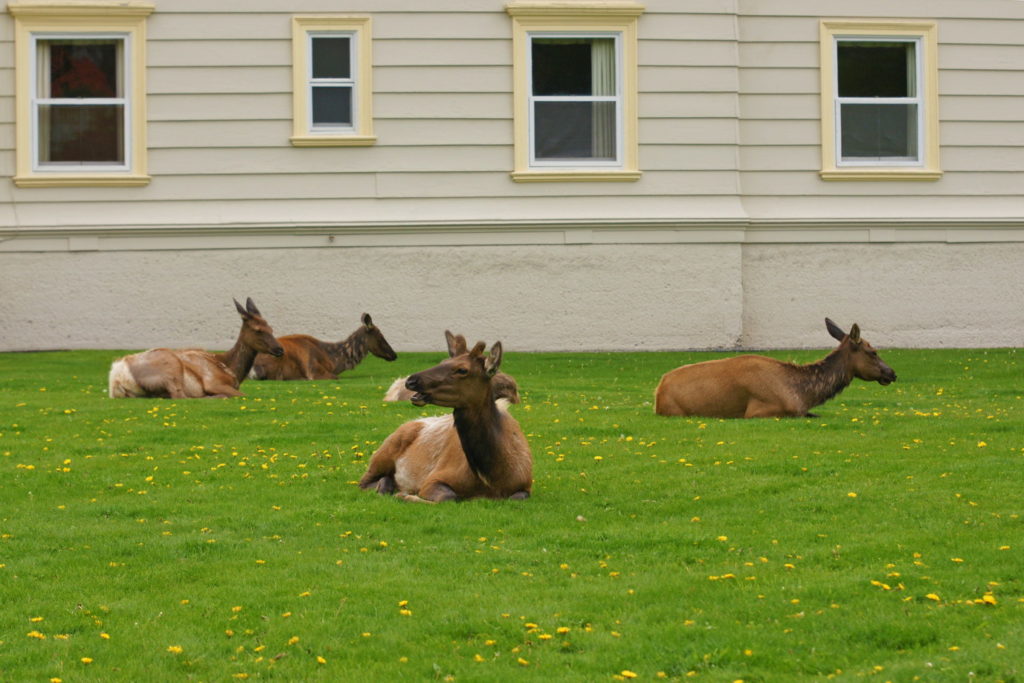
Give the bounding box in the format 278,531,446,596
250,312,397,381
359,331,532,502
383,370,520,404
108,298,283,399
654,318,897,418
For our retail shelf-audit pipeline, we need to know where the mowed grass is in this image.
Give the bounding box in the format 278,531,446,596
0,346,1021,681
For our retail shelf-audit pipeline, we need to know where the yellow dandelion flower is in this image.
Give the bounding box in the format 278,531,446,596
316,656,327,664
622,671,638,679
473,654,486,662
167,645,183,654
26,630,46,640
100,632,110,640
287,636,300,645
847,492,857,498
517,657,530,666
80,657,93,664
556,626,571,634
926,593,941,602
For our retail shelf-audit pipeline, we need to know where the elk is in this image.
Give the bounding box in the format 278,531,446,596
654,318,897,419
108,298,284,399
359,331,532,503
249,313,397,381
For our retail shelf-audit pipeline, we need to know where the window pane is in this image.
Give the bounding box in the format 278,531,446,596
534,101,616,160
532,38,615,96
312,86,353,126
312,37,351,79
41,40,121,98
840,103,918,159
837,42,915,98
39,104,124,163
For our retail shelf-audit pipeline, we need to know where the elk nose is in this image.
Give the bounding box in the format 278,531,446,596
405,374,422,392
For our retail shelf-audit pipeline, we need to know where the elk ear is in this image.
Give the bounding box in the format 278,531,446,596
825,318,846,342
234,298,251,319
445,330,467,357
245,297,261,317
362,312,374,329
849,323,861,344
485,341,503,377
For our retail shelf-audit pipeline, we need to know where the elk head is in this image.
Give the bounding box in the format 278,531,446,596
404,331,502,408
235,298,284,357
825,318,896,385
361,312,398,361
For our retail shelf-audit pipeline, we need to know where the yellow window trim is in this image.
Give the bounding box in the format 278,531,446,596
9,0,154,188
819,19,941,181
506,1,643,182
291,15,375,147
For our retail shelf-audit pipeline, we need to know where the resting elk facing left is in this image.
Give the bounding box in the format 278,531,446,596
654,318,897,419
108,298,284,399
359,331,532,503
250,312,397,381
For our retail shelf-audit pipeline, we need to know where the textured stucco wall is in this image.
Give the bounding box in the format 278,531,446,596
2,241,1021,352
0,244,744,352
740,243,1024,349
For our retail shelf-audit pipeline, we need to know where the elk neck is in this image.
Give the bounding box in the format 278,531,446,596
326,327,368,373
215,331,259,386
452,389,503,483
793,347,854,410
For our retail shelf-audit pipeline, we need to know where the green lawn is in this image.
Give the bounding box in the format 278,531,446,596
0,347,1021,681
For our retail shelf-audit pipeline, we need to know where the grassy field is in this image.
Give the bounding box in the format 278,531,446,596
0,346,1021,681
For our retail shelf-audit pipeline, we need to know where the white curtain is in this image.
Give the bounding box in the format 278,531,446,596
591,38,616,159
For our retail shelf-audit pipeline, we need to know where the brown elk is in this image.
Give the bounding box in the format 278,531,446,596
108,298,284,399
249,313,397,381
654,318,897,418
359,331,532,503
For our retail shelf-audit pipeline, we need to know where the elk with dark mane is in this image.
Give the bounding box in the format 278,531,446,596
359,331,532,502
108,298,283,399
383,370,520,404
250,312,397,381
654,318,896,418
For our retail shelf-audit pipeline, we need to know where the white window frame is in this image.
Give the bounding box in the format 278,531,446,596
305,30,357,134
30,31,132,173
291,16,375,147
832,36,923,168
819,20,941,181
9,0,153,187
526,31,624,169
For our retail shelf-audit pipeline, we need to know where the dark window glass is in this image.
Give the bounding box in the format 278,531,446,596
532,40,593,96
312,37,351,79
840,103,917,158
39,104,124,163
45,41,120,98
312,86,353,126
837,42,914,98
534,101,616,160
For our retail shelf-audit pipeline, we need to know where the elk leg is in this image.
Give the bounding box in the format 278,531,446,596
509,490,530,500
417,481,459,502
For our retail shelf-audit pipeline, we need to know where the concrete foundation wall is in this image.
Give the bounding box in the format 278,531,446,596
2,241,1020,352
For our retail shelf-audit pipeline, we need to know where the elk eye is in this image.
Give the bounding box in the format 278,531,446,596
454,367,469,376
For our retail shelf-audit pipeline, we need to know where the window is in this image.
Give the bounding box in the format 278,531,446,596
820,20,940,180
507,1,642,182
9,0,153,187
291,16,375,146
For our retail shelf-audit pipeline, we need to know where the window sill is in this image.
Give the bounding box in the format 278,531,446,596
511,169,642,183
13,173,151,188
291,135,377,147
820,168,942,181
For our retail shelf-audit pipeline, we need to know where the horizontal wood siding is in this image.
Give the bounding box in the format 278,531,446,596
1,0,1023,231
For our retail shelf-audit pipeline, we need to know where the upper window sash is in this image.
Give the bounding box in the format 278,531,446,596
819,20,941,181
291,16,375,147
527,32,623,169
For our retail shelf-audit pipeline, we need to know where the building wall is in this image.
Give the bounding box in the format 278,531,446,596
2,0,1023,352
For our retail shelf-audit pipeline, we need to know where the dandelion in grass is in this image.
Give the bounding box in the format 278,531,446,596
80,658,93,664
621,672,638,679
167,645,183,654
